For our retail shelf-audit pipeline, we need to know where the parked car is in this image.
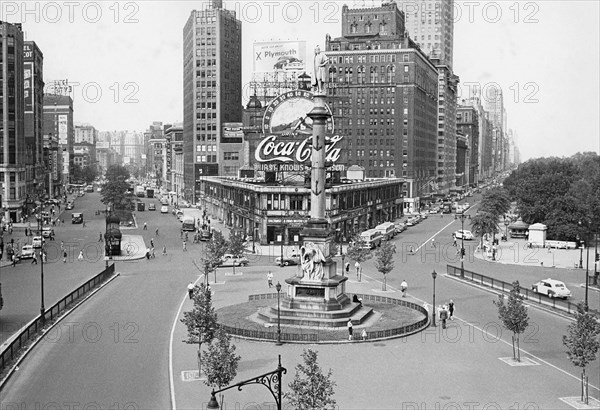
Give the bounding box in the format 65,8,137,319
454,230,474,240
42,227,54,238
21,245,35,259
531,279,571,299
160,205,169,214
32,236,43,248
275,257,298,266
148,203,156,211
66,202,74,210
219,254,249,267
394,223,406,234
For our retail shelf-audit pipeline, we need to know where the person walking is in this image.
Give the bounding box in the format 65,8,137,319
400,280,408,297
431,238,436,248
187,282,195,299
150,238,154,248
440,304,448,329
182,240,187,251
32,252,38,264
143,222,147,230
77,249,84,261
267,271,273,288
452,233,457,247
448,299,455,320
151,247,155,258
355,261,361,280
82,220,86,228
42,250,47,263
146,247,151,260
99,232,103,242
347,319,353,341
63,249,68,263
162,245,167,256
11,253,17,267
155,228,159,237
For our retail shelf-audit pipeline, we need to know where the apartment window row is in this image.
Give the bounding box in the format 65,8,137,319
223,152,239,161
196,154,217,163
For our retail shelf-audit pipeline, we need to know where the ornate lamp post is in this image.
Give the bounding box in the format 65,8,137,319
504,217,510,242
275,281,282,346
206,355,286,410
455,212,470,278
431,270,437,327
38,216,45,322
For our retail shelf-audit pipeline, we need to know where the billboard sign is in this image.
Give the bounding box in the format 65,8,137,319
58,115,68,145
96,141,109,150
24,62,33,112
253,41,306,73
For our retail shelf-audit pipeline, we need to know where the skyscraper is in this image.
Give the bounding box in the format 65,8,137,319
1,21,26,222
183,0,242,202
24,41,44,206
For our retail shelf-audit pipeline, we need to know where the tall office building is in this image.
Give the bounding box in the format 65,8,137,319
400,0,454,70
183,0,242,202
1,21,26,222
326,3,439,213
24,41,45,206
43,94,74,194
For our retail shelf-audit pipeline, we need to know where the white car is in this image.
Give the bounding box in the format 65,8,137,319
454,230,474,240
531,279,571,299
219,254,249,267
160,205,169,213
21,245,35,259
32,236,44,248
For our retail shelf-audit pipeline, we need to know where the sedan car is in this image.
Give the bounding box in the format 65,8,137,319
32,236,43,248
161,205,169,213
148,203,156,211
531,279,571,299
66,202,74,210
275,257,299,266
21,245,35,259
454,230,474,240
219,254,249,267
42,227,54,238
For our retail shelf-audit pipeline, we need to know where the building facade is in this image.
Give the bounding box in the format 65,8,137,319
75,124,98,145
1,21,27,222
165,123,183,194
183,0,242,202
43,94,74,194
456,103,479,186
325,2,439,213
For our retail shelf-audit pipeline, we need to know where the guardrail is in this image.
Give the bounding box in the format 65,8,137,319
446,265,600,317
223,293,429,342
0,264,116,373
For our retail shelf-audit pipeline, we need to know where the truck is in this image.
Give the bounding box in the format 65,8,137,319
146,188,154,198
136,186,145,198
442,202,452,214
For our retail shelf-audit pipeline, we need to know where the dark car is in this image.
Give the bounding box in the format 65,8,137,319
66,202,74,210
148,203,156,211
275,257,298,267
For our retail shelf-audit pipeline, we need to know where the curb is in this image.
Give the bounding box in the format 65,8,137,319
0,272,121,391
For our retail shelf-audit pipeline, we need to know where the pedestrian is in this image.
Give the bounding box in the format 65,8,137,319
83,220,86,228
440,304,448,329
184,232,188,242
361,328,367,341
63,249,68,263
355,261,361,280
162,245,167,256
77,249,84,261
42,250,47,263
448,299,455,320
155,228,159,236
187,282,195,299
151,247,155,258
400,280,408,297
146,247,151,260
99,232,103,242
150,238,154,248
24,227,28,236
60,241,64,250
11,253,16,267
182,240,187,251
267,271,273,288
347,319,353,341
452,234,457,247
431,238,436,248
32,252,38,264
180,229,183,239
143,222,147,230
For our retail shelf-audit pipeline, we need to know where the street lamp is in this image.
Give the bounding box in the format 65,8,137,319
206,355,286,410
38,216,45,322
579,241,585,270
504,217,510,242
455,212,470,278
431,270,437,327
275,281,282,345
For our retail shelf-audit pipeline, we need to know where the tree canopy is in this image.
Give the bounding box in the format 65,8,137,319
374,241,396,291
503,152,600,240
286,349,336,409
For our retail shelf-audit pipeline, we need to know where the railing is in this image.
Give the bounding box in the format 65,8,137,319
446,265,600,318
223,293,429,342
0,264,116,374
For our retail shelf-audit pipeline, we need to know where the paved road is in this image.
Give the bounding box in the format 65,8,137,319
1,192,599,408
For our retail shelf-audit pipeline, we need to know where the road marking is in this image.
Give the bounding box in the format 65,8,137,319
413,218,459,253
169,275,205,410
361,271,600,393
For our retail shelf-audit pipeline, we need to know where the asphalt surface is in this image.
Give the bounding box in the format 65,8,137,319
1,192,599,409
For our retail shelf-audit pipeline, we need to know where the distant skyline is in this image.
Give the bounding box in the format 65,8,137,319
2,0,599,161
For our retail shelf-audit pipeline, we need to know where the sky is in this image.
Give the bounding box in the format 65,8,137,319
2,0,599,162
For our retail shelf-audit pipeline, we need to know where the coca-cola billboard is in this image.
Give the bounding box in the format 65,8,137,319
255,90,344,169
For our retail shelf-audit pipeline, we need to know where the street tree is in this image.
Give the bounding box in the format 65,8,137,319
181,283,218,376
470,211,499,250
206,230,229,282
100,178,138,211
228,228,246,276
104,164,130,182
203,326,241,408
346,234,372,269
563,302,600,405
494,281,529,362
374,241,396,291
285,349,336,410
479,188,511,246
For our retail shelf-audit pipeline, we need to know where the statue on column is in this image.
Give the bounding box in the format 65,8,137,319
312,46,328,94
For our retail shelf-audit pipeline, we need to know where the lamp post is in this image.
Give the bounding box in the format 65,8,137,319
579,241,584,270
206,355,286,410
431,270,437,327
38,217,45,322
275,281,282,345
455,212,470,278
504,217,509,242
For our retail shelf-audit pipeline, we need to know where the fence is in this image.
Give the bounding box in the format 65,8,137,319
0,264,116,373
222,292,429,342
446,265,600,317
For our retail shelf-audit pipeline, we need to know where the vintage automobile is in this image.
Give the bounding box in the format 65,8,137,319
219,254,249,267
454,230,474,240
531,279,571,299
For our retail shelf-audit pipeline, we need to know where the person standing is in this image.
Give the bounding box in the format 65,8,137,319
162,245,167,256
431,238,436,248
99,232,103,242
448,299,455,320
355,261,361,280
267,271,273,288
440,305,448,329
347,319,353,341
151,247,155,259
143,222,147,230
32,252,38,264
155,228,159,237
42,250,47,263
150,238,154,248
11,253,17,267
78,249,84,262
452,233,457,247
187,282,195,299
82,220,86,228
63,249,68,263
182,240,187,251
146,247,151,260
400,280,408,297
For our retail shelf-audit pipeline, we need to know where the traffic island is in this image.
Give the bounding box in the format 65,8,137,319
216,293,429,343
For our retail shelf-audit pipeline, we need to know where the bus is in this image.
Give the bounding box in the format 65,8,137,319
146,188,154,198
442,202,452,214
374,222,396,241
71,213,83,224
135,186,145,197
181,216,196,232
360,229,382,249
